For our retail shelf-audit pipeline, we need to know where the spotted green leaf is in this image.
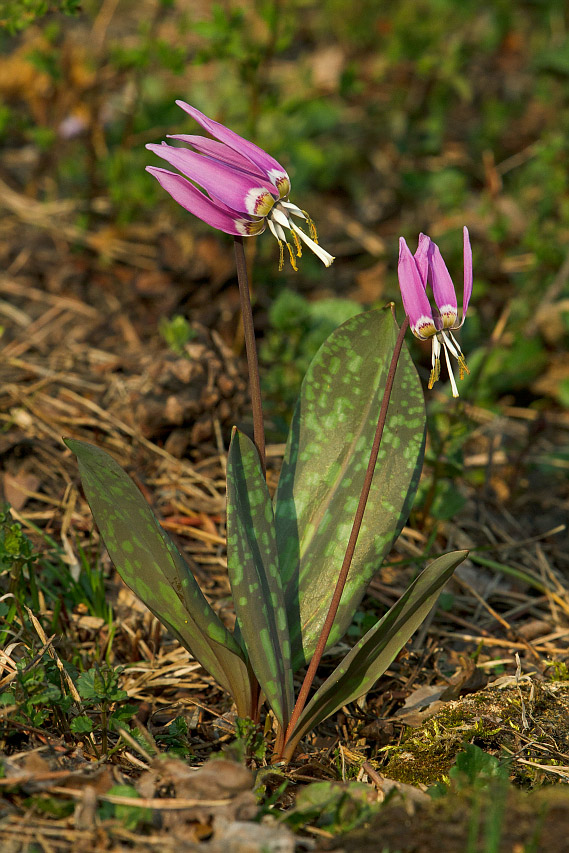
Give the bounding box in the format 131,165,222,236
66,439,252,717
274,307,426,669
226,429,294,728
283,550,468,759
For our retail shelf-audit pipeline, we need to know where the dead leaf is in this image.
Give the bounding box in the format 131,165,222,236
3,470,40,511
213,817,294,853
136,757,258,834
394,685,447,726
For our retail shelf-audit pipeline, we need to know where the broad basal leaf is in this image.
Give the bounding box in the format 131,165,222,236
274,307,426,669
66,439,252,717
283,550,467,759
226,429,294,728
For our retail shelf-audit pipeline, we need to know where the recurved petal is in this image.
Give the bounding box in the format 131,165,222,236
176,101,291,197
427,238,458,329
146,166,263,236
146,142,278,216
167,135,268,180
460,225,473,326
398,237,437,340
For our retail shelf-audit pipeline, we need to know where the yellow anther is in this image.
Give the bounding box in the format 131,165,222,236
292,230,302,258
428,358,441,390
458,355,470,381
286,241,298,271
302,210,319,243
277,240,284,272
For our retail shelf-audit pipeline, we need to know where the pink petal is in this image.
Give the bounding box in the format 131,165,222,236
167,135,268,180
146,166,258,236
146,142,278,216
413,233,430,287
398,237,436,340
176,101,290,193
427,238,458,328
461,226,473,323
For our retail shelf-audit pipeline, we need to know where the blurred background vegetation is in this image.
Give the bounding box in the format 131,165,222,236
1,0,569,428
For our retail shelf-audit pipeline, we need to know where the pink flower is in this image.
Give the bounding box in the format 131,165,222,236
398,227,472,397
146,102,334,270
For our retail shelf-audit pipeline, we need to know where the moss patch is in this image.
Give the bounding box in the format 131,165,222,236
377,683,569,788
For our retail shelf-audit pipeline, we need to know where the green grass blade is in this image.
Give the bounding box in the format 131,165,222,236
283,550,467,757
226,429,294,728
274,307,426,669
66,439,252,716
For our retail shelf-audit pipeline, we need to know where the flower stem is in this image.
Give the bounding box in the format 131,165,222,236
234,236,266,477
280,315,410,757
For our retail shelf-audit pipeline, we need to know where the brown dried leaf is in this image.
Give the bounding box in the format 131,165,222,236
3,470,40,511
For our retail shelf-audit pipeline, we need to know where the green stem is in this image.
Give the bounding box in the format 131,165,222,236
234,237,266,477
101,703,108,756
280,317,410,758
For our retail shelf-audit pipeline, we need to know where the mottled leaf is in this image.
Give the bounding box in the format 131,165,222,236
226,429,294,728
274,307,426,668
284,550,467,758
66,439,252,717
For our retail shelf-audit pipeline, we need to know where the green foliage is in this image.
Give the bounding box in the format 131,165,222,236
0,505,40,637
73,664,138,755
274,308,426,669
65,438,252,718
76,663,127,703
69,308,466,758
0,651,136,757
261,289,361,426
98,785,153,830
227,428,294,728
283,780,378,833
1,652,75,730
159,314,196,355
230,717,267,763
0,504,112,645
451,744,509,789
1,0,80,34
282,550,467,759
429,746,511,853
546,661,569,682
154,715,194,758
0,505,36,575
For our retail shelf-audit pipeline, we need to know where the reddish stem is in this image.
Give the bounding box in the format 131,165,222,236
281,316,410,756
234,237,266,477
233,236,265,717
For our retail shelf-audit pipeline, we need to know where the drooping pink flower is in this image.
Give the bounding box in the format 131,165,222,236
146,102,334,270
398,227,472,397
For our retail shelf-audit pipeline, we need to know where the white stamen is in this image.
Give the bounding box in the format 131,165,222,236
432,334,441,371
441,330,460,359
448,330,463,353
289,220,335,267
271,208,290,230
268,218,286,242
280,201,306,219
442,340,459,398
